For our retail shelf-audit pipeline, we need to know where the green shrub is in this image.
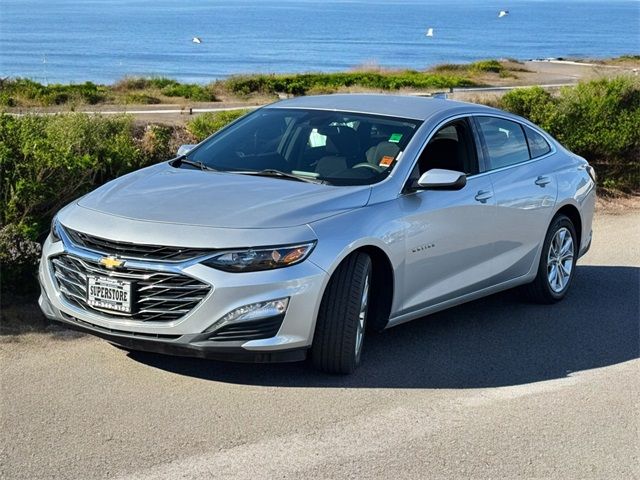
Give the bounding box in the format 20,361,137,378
113,77,178,91
186,109,249,141
139,124,174,162
500,86,559,131
0,223,41,294
500,77,640,193
432,63,468,72
554,77,640,161
0,79,106,106
470,60,504,73
161,83,216,102
121,93,161,105
0,113,167,291
224,71,475,96
147,77,180,89
113,77,153,91
0,113,147,234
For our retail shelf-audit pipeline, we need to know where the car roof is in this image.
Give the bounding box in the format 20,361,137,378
264,94,501,121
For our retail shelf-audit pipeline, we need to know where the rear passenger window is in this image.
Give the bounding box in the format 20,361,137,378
524,126,551,158
476,116,530,170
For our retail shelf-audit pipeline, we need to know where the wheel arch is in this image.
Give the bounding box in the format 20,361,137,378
553,202,583,251
354,245,394,331
316,242,395,333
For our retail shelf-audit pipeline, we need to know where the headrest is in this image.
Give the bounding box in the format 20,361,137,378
319,126,360,158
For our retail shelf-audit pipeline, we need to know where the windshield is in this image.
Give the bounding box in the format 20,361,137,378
181,108,421,186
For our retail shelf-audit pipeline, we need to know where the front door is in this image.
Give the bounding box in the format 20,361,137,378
399,118,498,314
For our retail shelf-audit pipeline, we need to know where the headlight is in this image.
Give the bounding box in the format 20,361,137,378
201,242,316,272
50,217,61,242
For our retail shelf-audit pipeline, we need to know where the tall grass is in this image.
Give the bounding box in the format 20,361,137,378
1,70,476,107
222,71,476,96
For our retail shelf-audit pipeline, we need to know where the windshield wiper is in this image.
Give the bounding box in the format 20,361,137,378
172,156,217,172
232,169,325,184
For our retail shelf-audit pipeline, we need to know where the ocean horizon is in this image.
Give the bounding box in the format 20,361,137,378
1,0,638,84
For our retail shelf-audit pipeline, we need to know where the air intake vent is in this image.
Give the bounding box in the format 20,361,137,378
208,315,284,342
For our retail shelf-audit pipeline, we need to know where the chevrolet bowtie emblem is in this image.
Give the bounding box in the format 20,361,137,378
99,256,125,269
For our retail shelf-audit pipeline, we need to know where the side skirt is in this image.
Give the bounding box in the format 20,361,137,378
385,274,533,329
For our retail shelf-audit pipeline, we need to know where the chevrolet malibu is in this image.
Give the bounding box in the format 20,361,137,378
39,95,596,374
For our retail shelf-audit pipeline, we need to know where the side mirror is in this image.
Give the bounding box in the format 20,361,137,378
177,144,197,156
416,168,467,190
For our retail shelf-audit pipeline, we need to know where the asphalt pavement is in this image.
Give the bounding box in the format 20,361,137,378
1,209,638,479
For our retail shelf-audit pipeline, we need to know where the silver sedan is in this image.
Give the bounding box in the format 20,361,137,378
39,94,596,373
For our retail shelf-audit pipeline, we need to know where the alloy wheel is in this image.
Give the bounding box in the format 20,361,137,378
355,273,369,358
547,227,574,293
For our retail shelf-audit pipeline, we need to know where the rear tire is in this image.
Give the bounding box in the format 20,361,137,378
311,252,372,374
523,214,577,304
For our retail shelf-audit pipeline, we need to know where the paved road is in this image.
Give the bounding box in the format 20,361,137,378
1,210,639,479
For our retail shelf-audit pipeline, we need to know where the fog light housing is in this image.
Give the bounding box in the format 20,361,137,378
205,298,289,333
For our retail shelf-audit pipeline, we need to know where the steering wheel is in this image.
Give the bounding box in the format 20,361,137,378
352,162,384,173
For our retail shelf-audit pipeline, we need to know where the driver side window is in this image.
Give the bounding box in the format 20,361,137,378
416,119,479,176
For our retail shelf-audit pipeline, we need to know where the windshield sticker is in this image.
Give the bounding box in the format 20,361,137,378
379,155,394,167
389,133,403,143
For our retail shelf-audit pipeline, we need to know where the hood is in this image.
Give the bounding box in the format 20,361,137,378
77,163,371,228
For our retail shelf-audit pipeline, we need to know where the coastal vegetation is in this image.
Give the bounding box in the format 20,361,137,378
0,65,503,107
186,109,249,141
499,77,640,193
0,77,218,107
1,77,638,293
221,70,476,96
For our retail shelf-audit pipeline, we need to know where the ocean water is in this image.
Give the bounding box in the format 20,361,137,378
0,0,638,84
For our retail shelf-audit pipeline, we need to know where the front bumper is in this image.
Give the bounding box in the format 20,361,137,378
39,232,329,362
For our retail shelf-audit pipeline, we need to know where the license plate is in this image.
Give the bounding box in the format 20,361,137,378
87,275,133,313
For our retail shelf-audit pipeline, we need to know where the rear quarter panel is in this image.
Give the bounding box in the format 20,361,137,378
553,150,596,255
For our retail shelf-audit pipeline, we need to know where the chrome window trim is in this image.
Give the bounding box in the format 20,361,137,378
469,149,557,179
398,112,481,193
471,113,558,177
398,111,559,192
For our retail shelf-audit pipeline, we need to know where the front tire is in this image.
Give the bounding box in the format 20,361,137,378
311,252,371,374
523,214,577,304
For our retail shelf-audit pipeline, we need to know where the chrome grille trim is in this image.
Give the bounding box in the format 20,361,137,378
63,226,214,262
50,254,211,323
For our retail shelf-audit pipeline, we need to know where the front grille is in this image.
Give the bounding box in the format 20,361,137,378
208,315,284,342
51,254,211,322
64,227,213,262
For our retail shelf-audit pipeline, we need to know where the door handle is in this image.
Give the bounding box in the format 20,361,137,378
535,176,551,187
474,190,493,203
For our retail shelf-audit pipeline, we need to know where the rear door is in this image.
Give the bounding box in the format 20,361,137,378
473,116,558,282
399,118,498,314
